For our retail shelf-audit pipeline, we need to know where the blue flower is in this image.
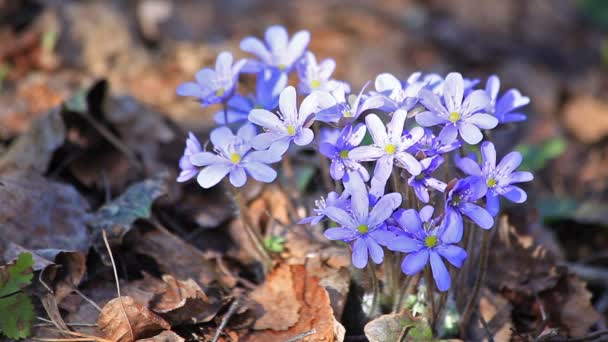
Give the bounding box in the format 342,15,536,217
323,175,402,268
456,141,533,216
315,83,384,124
409,128,461,157
407,155,447,203
177,132,203,182
248,86,319,155
214,69,287,125
416,72,498,145
374,72,443,112
240,25,310,73
485,75,529,124
188,124,281,188
385,206,467,291
320,124,370,181
444,177,494,242
349,110,424,186
176,52,246,107
296,51,349,94
298,190,350,225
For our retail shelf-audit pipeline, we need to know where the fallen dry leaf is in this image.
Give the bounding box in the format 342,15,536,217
363,311,433,342
249,263,301,331
0,170,90,253
98,296,171,342
246,264,337,342
563,95,608,144
137,330,184,342
466,288,513,342
0,107,65,174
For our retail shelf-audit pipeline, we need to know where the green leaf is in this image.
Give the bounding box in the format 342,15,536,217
516,137,567,172
296,165,316,192
264,236,286,253
0,253,34,298
0,292,35,339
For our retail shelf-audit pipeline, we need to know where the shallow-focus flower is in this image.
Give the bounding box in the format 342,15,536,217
248,86,319,155
349,110,424,185
323,175,402,268
298,190,350,225
374,72,443,112
409,129,461,157
407,155,447,203
315,83,384,124
214,69,287,125
444,177,493,242
176,52,246,107
386,206,467,291
240,25,310,73
296,51,348,94
456,141,533,216
320,124,369,181
188,124,281,188
416,72,498,145
177,132,203,182
485,75,529,124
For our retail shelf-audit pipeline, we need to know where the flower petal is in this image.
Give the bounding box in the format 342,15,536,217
197,164,231,188
176,82,202,97
458,122,483,145
265,25,288,53
480,141,496,167
375,73,402,92
324,227,359,241
486,190,500,216
365,237,384,264
430,251,451,291
365,114,389,146
461,89,490,116
278,86,298,123
248,109,285,132
349,146,385,162
501,185,527,203
294,128,314,146
467,113,498,129
442,208,463,243
252,132,285,150
436,245,467,268
497,151,523,174
460,203,494,229
352,238,368,269
395,152,422,176
368,193,402,228
190,152,225,166
284,30,310,66
456,157,481,176
438,124,458,144
324,207,357,229
508,171,533,184
237,123,257,141
210,126,235,148
240,37,271,63
385,235,424,253
229,166,247,187
419,205,435,223
401,249,429,275
243,162,277,183
443,72,464,113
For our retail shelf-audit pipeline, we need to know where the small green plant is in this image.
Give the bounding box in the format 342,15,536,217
0,253,35,340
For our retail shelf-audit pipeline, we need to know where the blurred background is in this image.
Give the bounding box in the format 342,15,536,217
1,0,608,323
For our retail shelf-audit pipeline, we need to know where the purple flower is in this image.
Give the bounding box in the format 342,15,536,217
416,72,498,145
188,124,280,188
456,141,533,216
177,132,203,182
296,51,349,94
385,206,467,291
315,83,384,124
320,124,369,181
349,110,424,185
176,52,246,107
248,86,319,155
444,176,494,242
374,72,443,112
485,75,529,124
214,69,287,125
323,175,402,268
409,129,461,157
240,25,310,73
298,190,350,225
407,155,447,203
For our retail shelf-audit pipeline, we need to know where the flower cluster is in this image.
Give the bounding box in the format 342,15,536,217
176,25,534,292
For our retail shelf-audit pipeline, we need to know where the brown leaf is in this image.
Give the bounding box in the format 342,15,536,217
0,170,90,253
364,311,433,342
137,330,184,342
0,107,65,174
249,263,301,331
563,95,608,144
246,264,337,342
152,275,224,325
98,296,170,342
466,289,513,342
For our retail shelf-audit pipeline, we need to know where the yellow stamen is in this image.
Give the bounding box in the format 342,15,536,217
425,235,438,248
287,125,296,136
216,87,225,97
230,152,241,164
449,111,460,123
278,64,287,71
340,150,350,159
357,224,369,234
311,79,321,89
385,143,396,155
487,178,497,188
343,110,352,118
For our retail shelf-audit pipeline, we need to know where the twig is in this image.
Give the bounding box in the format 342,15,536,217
73,289,102,312
479,314,495,342
285,328,317,342
459,228,491,339
35,316,97,328
102,230,134,342
211,298,240,342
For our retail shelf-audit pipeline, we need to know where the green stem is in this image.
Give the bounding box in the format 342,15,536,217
459,228,491,338
368,262,380,316
425,266,436,331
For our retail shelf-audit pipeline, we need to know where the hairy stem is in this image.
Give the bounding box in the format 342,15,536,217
425,266,436,331
459,228,491,338
367,262,380,316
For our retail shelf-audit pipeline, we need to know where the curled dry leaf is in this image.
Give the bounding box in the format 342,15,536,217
466,288,513,342
98,296,170,342
0,170,91,254
246,264,337,342
363,311,432,342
